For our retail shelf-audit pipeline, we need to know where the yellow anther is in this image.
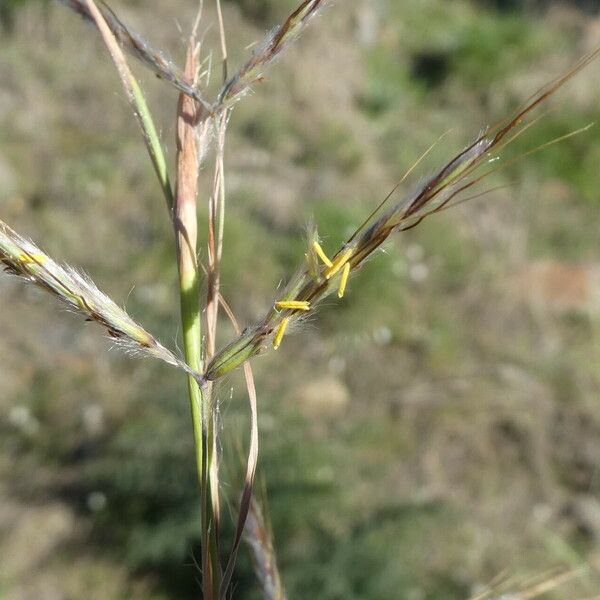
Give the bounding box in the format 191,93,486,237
325,247,353,280
312,240,333,268
273,317,290,349
19,253,46,264
275,300,311,311
338,262,350,298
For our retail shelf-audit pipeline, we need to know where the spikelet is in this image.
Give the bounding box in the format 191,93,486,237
244,497,287,600
218,0,328,106
0,219,204,384
57,0,211,110
204,44,600,382
61,0,330,114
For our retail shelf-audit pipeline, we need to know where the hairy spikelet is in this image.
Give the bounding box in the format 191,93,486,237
218,0,328,106
244,497,287,600
0,219,203,384
57,0,211,109
60,0,332,115
204,45,600,382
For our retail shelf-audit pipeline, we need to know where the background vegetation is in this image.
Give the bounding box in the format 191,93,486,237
1,0,600,598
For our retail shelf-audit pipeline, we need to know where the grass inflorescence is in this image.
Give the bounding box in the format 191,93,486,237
203,43,600,384
3,0,600,598
57,0,212,110
0,218,203,382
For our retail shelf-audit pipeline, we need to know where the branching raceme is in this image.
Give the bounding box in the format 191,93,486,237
14,0,329,386
0,219,203,384
203,43,600,383
57,0,327,113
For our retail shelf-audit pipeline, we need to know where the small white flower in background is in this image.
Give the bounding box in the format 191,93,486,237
82,404,105,437
8,405,39,435
87,491,107,513
532,503,553,524
409,263,429,283
406,243,425,262
373,326,392,346
328,355,346,376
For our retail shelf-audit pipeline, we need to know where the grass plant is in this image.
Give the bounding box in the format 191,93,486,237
1,0,599,598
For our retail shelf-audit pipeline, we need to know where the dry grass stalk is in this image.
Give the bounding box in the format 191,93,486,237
217,296,259,598
202,10,230,597
470,566,583,600
173,34,223,600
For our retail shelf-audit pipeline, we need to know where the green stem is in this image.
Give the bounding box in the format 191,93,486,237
178,260,212,597
179,265,203,479
130,79,175,211
172,43,219,595
86,4,214,591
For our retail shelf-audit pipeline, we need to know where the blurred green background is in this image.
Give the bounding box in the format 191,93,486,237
1,0,600,598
